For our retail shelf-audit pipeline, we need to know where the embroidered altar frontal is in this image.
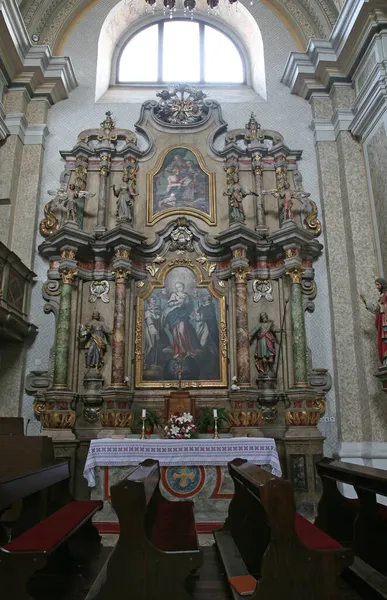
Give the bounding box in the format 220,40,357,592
84,438,281,528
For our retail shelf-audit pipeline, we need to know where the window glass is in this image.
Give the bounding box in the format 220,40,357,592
118,24,158,82
204,26,244,83
163,21,200,82
118,21,245,85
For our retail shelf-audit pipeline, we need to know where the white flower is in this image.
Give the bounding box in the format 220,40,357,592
182,412,192,422
232,375,237,382
171,425,179,435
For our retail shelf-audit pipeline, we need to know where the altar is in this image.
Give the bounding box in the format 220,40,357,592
84,437,281,530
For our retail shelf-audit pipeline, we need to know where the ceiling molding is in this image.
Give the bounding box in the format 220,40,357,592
19,0,339,55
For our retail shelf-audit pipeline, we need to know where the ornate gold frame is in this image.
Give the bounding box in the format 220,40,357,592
135,259,227,388
146,145,216,226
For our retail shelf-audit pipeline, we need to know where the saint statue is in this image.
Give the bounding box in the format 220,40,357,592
78,311,110,374
223,173,249,222
250,312,280,374
113,174,137,223
360,278,387,366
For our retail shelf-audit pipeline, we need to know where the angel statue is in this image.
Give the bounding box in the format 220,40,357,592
360,278,387,366
78,311,110,374
47,184,95,225
112,174,138,223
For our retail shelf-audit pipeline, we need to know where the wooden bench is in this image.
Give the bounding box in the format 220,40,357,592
213,458,353,600
0,460,102,600
315,457,387,594
91,458,203,600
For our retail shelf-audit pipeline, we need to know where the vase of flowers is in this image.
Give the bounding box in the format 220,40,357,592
164,412,197,439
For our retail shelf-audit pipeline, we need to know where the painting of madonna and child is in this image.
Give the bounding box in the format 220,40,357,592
149,147,214,223
138,267,225,386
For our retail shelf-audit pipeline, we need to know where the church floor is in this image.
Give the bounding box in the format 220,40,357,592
47,535,366,600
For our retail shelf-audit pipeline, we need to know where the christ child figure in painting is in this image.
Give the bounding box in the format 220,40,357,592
250,312,280,374
164,282,196,360
360,277,387,366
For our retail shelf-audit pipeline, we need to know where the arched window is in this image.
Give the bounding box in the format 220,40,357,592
117,20,245,84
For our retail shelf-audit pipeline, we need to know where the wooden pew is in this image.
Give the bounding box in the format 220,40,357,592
91,459,203,600
0,438,103,600
213,458,353,600
315,458,387,582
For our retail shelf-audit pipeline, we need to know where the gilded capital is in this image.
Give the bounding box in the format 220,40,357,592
113,268,129,284
60,267,78,284
232,266,249,284
286,267,303,284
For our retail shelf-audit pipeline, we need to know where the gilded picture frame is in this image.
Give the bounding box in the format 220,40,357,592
146,145,216,226
135,260,227,388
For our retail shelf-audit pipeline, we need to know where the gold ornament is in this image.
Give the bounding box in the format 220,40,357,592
60,268,78,284
61,248,76,260
196,256,217,277
304,200,322,236
232,267,249,284
285,247,300,259
232,248,247,259
39,200,59,237
220,320,228,359
146,256,166,277
286,267,303,285
115,247,130,259
113,268,129,284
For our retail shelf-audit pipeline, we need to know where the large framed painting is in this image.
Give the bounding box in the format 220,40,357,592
147,145,216,225
135,262,227,388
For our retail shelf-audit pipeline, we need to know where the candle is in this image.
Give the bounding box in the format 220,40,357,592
142,409,146,418
213,409,218,418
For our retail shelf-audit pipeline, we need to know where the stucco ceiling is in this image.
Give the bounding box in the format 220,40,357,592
19,0,339,53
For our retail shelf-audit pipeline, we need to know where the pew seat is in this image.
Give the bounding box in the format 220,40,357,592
92,459,203,600
0,459,103,600
214,458,353,600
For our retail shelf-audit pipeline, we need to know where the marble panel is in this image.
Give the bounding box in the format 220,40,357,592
366,122,387,276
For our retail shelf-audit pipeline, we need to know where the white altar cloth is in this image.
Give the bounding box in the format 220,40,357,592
83,437,281,487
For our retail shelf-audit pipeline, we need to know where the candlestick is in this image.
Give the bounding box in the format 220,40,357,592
214,416,219,439
140,416,146,440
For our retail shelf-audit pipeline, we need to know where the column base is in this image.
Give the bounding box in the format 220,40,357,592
40,388,76,432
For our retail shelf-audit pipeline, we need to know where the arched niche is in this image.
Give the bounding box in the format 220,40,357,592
95,0,266,102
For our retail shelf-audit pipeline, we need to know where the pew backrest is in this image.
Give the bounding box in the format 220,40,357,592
316,458,387,497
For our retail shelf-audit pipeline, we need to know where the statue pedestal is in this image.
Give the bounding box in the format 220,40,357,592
284,386,326,515
100,388,134,431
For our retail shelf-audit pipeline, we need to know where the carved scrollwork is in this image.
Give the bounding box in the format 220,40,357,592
39,200,59,237
196,256,216,277
146,256,165,277
220,320,228,359
304,200,322,236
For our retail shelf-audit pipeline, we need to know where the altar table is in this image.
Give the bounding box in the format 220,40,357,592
84,437,281,528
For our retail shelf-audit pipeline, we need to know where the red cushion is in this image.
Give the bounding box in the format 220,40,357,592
150,500,198,551
4,500,102,553
345,498,387,520
295,514,342,550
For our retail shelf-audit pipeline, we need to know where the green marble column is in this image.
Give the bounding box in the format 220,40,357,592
54,269,77,387
288,268,308,385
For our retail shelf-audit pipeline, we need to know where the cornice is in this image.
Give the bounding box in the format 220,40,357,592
282,0,387,99
0,0,77,103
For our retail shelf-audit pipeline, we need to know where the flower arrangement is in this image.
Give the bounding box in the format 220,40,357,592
164,412,197,439
231,375,241,391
